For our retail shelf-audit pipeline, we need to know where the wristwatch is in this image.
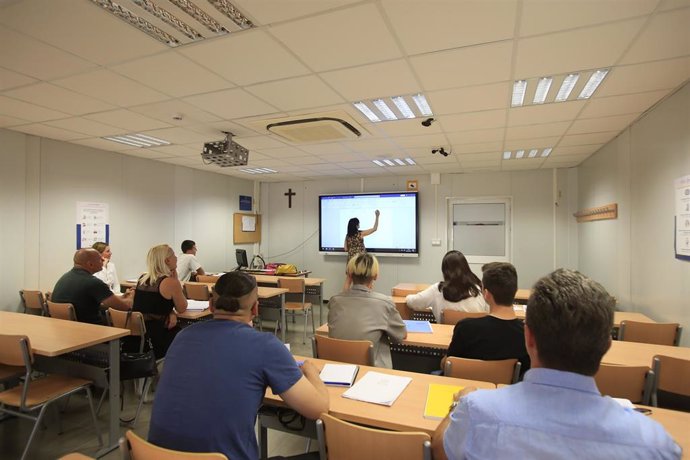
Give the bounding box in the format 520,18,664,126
449,400,459,413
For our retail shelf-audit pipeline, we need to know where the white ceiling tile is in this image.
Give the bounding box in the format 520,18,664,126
567,114,638,135
259,146,309,159
620,8,690,64
0,67,36,90
382,0,518,55
320,60,420,101
234,0,361,24
520,0,657,36
551,145,602,156
85,109,172,131
447,128,505,145
297,142,351,155
148,144,201,157
0,114,30,127
411,41,513,91
508,101,586,125
460,159,502,169
121,148,180,160
394,134,448,149
317,152,366,162
544,153,592,163
233,136,287,150
0,0,167,65
72,137,125,152
505,136,560,150
130,100,221,126
579,90,667,118
11,123,85,141
140,127,208,145
341,138,398,154
0,95,68,122
597,57,690,97
558,131,619,146
505,122,571,140
458,152,502,162
451,141,503,154
439,110,507,132
286,156,324,165
245,75,343,111
183,88,279,120
372,118,443,137
428,82,511,115
111,52,233,98
180,29,309,85
53,70,170,107
657,0,690,10
0,26,96,80
502,159,545,170
155,155,202,165
269,4,402,72
3,83,115,115
44,117,126,137
515,19,645,77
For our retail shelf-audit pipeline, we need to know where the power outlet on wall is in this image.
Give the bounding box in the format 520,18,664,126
431,239,441,246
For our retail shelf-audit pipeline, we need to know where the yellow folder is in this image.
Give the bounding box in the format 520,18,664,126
423,383,464,420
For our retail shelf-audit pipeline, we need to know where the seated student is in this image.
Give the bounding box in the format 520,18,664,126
52,248,132,324
406,250,488,323
92,241,120,294
328,253,407,368
432,269,681,460
176,239,205,282
132,244,187,359
444,262,530,375
148,271,329,460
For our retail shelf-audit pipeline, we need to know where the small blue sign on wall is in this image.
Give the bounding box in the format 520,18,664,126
239,195,252,211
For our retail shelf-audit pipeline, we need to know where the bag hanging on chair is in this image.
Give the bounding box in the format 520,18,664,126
119,311,158,381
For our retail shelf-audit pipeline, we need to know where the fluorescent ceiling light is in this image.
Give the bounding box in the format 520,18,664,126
541,148,552,157
372,160,385,167
578,69,609,99
391,96,415,119
383,159,395,166
533,77,552,104
405,158,416,165
240,168,276,174
528,149,539,158
372,99,397,121
555,74,579,102
512,80,527,107
412,93,433,117
503,151,512,160
353,102,380,122
103,133,170,147
516,150,525,159
393,158,405,165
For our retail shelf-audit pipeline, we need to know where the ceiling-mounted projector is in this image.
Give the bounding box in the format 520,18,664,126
201,132,248,167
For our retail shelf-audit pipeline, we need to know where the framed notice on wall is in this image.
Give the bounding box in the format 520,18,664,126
233,213,261,244
76,202,109,249
675,175,690,261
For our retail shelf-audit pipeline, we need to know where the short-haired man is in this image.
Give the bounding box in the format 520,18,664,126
176,239,205,282
52,248,132,324
433,269,681,460
148,271,329,459
445,262,530,375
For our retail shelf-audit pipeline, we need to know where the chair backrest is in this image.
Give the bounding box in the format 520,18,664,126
184,282,211,301
121,430,228,460
440,310,488,325
46,301,77,321
619,320,682,346
653,355,690,397
0,334,33,408
277,277,306,294
196,275,220,284
312,335,374,366
19,290,46,315
444,356,520,385
316,413,431,460
594,363,654,404
107,309,146,352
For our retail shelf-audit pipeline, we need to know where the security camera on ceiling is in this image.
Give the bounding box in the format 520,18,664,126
421,117,435,127
432,147,450,157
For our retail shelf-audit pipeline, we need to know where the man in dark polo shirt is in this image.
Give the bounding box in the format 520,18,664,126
52,248,132,324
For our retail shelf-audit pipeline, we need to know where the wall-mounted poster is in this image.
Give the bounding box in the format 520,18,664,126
77,202,109,249
239,195,252,211
675,175,690,261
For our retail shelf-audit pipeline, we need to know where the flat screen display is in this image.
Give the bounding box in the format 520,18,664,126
319,191,419,257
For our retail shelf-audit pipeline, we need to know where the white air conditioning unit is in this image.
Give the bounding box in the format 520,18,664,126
254,111,366,143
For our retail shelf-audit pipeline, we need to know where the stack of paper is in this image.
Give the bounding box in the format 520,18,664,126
424,383,464,419
186,300,209,311
342,371,412,406
403,320,433,333
319,364,359,387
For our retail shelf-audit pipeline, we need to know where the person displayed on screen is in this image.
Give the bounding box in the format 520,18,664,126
133,244,187,359
91,241,120,294
328,253,407,368
432,269,681,460
177,239,205,282
148,271,329,459
343,210,380,290
405,250,488,322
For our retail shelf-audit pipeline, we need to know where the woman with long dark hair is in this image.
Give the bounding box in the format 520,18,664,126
344,209,380,262
406,250,488,322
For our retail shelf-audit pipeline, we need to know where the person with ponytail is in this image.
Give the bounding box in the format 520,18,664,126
406,250,488,323
148,271,329,460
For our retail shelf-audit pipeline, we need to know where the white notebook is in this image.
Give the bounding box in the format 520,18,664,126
185,299,209,311
342,371,412,406
319,364,359,387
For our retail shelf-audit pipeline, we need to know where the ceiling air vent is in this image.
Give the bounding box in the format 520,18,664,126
259,111,365,143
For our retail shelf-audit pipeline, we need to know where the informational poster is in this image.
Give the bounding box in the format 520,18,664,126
239,195,252,211
241,215,256,232
675,175,690,261
76,202,109,249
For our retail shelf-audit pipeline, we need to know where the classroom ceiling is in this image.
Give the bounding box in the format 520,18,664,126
1,0,689,182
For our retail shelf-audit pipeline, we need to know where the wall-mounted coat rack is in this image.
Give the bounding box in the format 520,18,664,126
573,203,618,223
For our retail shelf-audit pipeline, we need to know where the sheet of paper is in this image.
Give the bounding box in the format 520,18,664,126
241,215,256,232
185,299,209,311
342,371,411,406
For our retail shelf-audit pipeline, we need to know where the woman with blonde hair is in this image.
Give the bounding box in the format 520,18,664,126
92,241,120,293
133,244,188,359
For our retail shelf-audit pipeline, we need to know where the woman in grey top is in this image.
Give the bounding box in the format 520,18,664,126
327,253,407,368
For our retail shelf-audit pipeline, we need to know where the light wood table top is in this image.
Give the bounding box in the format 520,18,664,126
641,405,690,455
392,283,532,303
603,340,690,368
264,356,495,435
513,307,655,327
0,311,129,357
316,323,454,349
176,286,288,320
253,274,325,287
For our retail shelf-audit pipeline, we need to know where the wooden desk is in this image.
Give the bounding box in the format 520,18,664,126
252,275,326,325
642,405,690,455
513,307,656,328
0,311,129,452
316,323,453,349
514,288,531,303
392,283,532,305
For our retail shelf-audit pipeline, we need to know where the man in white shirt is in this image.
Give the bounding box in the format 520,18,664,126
176,240,205,282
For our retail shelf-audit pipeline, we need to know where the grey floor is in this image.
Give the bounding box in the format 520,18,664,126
0,306,325,460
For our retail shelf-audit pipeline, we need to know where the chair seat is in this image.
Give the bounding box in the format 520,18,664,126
0,374,92,408
285,301,312,311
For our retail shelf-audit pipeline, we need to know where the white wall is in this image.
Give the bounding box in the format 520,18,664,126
0,129,255,312
579,82,690,346
260,169,578,300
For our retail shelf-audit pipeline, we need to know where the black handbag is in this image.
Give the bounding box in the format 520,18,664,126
119,311,158,381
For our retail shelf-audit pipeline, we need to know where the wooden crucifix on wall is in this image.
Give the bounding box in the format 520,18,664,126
284,188,296,208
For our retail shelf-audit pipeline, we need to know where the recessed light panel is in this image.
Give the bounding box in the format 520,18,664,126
103,133,170,147
513,69,608,107
353,93,433,123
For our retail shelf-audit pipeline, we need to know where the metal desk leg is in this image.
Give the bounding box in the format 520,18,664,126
259,419,268,460
97,338,121,455
318,284,324,326
280,293,286,343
